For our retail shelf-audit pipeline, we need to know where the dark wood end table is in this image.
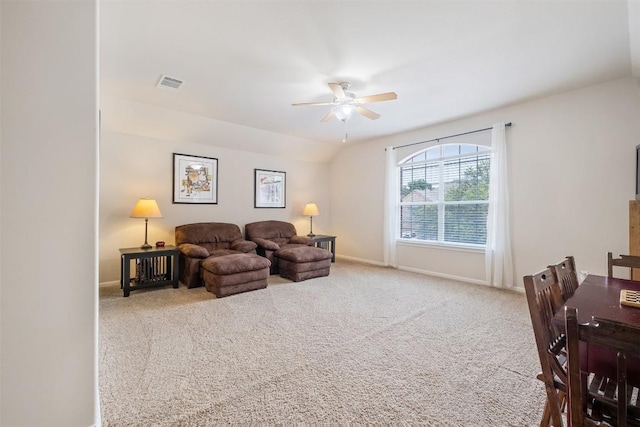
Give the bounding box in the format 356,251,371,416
310,235,336,262
119,245,179,297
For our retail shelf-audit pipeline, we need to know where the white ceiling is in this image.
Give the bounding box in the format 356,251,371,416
100,0,639,154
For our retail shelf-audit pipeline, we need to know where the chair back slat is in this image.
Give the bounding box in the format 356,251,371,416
607,252,640,280
525,268,564,344
549,256,580,301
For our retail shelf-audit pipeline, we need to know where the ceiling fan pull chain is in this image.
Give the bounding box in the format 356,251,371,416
342,120,349,143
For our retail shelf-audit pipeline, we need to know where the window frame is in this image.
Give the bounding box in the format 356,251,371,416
397,143,491,249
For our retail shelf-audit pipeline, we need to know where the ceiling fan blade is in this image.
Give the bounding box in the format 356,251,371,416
328,83,345,99
356,106,380,120
320,111,334,122
292,102,333,107
356,92,398,104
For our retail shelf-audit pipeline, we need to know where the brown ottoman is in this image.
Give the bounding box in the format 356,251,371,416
275,246,332,282
201,253,271,297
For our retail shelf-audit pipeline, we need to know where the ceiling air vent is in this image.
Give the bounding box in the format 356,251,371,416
157,74,183,90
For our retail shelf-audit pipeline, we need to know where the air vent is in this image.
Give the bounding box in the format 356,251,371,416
157,74,183,90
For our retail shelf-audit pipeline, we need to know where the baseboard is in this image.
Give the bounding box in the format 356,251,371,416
335,254,386,266
99,280,120,287
336,254,486,285
398,266,524,293
397,265,487,286
335,255,523,293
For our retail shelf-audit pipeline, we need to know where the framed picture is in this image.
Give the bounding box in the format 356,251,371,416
173,153,218,204
254,169,286,208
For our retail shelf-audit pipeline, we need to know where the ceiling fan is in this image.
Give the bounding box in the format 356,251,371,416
292,82,397,123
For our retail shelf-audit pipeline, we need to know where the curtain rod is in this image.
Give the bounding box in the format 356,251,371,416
387,122,512,151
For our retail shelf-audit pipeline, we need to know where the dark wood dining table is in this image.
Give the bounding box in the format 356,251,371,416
552,274,640,326
552,274,640,386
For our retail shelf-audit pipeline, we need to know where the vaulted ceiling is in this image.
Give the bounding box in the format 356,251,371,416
100,1,640,160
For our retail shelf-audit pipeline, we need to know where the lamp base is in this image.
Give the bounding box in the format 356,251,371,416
140,218,152,249
307,216,315,238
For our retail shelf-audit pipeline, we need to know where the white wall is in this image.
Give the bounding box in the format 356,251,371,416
331,77,640,286
99,130,331,283
0,2,99,426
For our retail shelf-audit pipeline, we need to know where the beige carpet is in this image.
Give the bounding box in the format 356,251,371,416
99,260,545,426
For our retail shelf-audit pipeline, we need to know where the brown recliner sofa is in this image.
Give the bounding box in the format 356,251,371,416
175,222,260,289
245,220,332,281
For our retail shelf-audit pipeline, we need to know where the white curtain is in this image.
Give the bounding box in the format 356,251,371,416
485,123,514,287
383,146,398,267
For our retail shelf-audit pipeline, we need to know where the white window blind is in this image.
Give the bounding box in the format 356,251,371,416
399,143,491,246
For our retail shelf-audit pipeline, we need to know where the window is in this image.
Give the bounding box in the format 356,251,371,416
399,144,491,246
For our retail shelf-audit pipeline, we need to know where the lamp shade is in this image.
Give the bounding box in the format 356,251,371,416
303,203,320,216
130,198,163,219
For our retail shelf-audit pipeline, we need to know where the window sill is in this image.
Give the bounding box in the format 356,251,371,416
397,238,485,254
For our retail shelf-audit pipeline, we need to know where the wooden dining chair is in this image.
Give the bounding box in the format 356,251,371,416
549,256,580,302
564,306,640,426
524,268,568,427
607,252,640,280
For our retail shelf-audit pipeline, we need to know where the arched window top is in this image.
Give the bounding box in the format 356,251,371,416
400,143,491,165
398,142,491,246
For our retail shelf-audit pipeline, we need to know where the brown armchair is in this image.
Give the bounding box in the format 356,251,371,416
245,220,332,281
244,220,312,274
175,222,257,288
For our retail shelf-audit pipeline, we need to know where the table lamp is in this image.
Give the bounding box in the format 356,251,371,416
303,202,319,237
130,198,163,249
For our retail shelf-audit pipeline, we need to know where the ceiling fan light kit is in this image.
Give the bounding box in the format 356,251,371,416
332,104,356,122
293,81,397,141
